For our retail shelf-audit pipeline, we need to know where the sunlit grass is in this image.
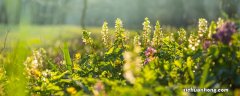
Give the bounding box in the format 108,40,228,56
0,25,138,49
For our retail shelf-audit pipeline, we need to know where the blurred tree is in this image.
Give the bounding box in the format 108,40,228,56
0,1,7,24
136,0,147,28
4,0,21,25
219,0,239,19
195,0,207,18
168,0,186,26
19,0,32,25
0,0,238,27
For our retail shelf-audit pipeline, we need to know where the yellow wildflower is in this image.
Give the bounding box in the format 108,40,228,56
75,53,81,60
32,69,41,77
67,87,77,95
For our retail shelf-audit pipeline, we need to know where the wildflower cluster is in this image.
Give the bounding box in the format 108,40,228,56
1,18,239,96
142,17,151,46
217,18,224,28
114,18,126,48
101,21,111,49
188,35,200,50
152,21,163,47
177,28,187,44
133,35,141,46
82,30,93,45
144,47,156,64
212,21,237,45
24,48,46,78
73,52,81,71
198,18,208,39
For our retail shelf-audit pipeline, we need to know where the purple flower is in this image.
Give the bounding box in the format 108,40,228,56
212,21,237,45
144,58,150,65
203,39,211,49
145,47,157,57
144,47,157,64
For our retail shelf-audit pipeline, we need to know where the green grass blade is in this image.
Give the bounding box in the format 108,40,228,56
62,43,72,73
198,57,211,96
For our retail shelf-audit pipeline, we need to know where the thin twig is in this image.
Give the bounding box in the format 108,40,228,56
0,30,9,54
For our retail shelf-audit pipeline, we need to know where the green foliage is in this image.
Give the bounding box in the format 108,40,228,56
0,18,239,96
208,21,216,39
5,42,29,96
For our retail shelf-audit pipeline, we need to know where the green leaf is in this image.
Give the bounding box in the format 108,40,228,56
51,71,69,81
186,57,194,80
46,83,61,91
59,79,72,83
106,47,114,55
62,43,72,73
143,66,156,82
198,58,211,96
174,60,181,68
